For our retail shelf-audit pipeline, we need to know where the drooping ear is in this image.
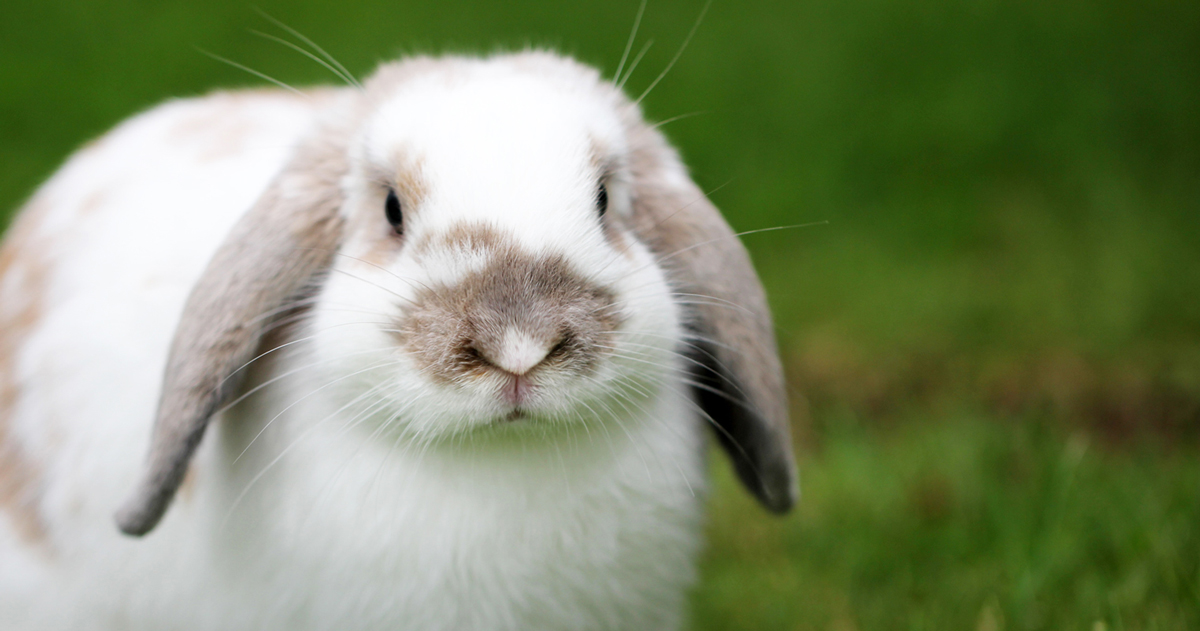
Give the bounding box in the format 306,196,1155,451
625,122,797,514
114,124,349,536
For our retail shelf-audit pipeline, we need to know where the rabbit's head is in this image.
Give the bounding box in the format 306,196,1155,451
115,52,796,536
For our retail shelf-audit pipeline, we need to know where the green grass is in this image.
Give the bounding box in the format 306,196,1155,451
3,0,1199,627
696,413,1200,630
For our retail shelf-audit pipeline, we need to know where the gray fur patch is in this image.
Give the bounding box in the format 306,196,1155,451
397,224,622,387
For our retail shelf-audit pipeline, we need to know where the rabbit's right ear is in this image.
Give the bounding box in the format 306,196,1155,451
624,119,798,515
114,122,350,537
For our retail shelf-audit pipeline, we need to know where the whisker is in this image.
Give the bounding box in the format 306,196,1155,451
620,220,829,286
330,268,414,305
610,378,698,499
331,251,434,294
300,382,424,521
613,0,648,87
219,362,405,529
634,0,712,106
616,39,655,92
577,394,653,480
195,47,308,98
670,292,758,317
296,385,404,531
231,358,402,464
614,0,652,86
252,7,363,90
638,178,735,244
649,110,708,130
596,340,760,422
214,324,394,411
579,372,697,497
618,368,767,487
291,246,433,296
248,29,362,90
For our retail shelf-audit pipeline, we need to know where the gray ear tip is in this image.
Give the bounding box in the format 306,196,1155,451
113,493,164,537
758,463,800,515
763,487,798,515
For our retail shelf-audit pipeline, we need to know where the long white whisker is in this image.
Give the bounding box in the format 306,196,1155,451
600,342,756,411
330,268,414,305
578,371,696,497
296,386,404,532
248,29,361,90
620,367,768,485
330,251,435,294
670,292,758,317
195,47,308,98
217,314,396,392
649,111,708,130
219,363,403,530
214,328,394,415
618,221,829,287
252,7,363,90
231,358,400,464
614,0,648,86
634,0,712,105
616,39,655,92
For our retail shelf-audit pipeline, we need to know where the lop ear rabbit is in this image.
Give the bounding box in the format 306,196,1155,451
0,51,795,630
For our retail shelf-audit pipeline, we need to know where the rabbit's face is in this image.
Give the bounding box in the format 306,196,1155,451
310,61,682,441
115,53,791,536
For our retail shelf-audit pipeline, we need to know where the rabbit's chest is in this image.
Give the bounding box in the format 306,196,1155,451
200,382,707,630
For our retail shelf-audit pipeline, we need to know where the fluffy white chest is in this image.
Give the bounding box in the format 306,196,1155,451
176,367,708,631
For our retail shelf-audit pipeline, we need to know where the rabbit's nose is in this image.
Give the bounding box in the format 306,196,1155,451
473,328,558,376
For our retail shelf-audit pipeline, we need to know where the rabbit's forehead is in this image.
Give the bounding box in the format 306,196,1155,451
367,73,622,155
362,75,624,244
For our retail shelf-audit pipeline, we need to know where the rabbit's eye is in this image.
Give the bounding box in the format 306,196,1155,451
596,183,608,218
385,189,403,234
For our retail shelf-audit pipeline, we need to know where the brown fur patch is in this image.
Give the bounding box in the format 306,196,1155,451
353,157,430,266
427,221,505,257
396,224,623,387
0,197,52,545
176,464,197,502
78,189,108,216
391,160,429,210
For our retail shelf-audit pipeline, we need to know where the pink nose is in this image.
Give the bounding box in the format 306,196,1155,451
485,329,554,376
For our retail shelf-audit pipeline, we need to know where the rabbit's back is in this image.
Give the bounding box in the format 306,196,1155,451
0,89,325,628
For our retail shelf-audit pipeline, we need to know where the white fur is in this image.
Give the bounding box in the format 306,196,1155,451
0,55,706,630
494,328,550,374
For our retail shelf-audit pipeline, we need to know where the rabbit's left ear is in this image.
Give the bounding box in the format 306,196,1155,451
626,122,797,514
115,125,349,537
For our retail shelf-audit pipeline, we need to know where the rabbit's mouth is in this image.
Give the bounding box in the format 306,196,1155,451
501,372,536,407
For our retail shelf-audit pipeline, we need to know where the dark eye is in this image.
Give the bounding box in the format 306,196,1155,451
385,189,403,233
596,183,608,218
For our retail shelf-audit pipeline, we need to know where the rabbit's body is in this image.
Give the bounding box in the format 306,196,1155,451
1,53,793,630
1,87,703,630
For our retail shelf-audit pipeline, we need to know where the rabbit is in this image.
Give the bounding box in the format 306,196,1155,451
0,51,795,630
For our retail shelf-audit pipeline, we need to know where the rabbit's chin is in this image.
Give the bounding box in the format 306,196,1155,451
373,367,662,445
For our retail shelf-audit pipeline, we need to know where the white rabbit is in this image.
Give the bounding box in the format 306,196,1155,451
0,51,795,630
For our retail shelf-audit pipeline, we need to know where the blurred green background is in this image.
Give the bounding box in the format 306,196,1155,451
3,0,1198,628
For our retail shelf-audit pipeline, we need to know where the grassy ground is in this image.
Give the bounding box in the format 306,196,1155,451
696,413,1200,630
3,0,1198,628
